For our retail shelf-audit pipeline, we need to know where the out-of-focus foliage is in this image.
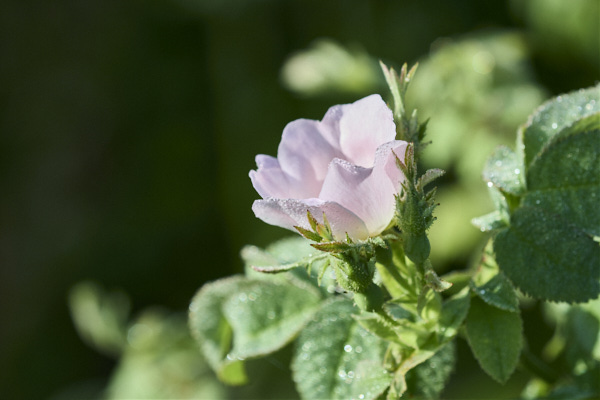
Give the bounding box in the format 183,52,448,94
69,282,130,358
521,298,600,399
280,39,382,97
1,0,598,398
66,282,226,400
407,32,547,266
510,0,599,90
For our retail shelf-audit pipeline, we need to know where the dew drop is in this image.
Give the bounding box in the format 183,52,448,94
487,181,493,188
338,370,347,378
319,367,327,374
359,395,365,399
238,293,248,303
344,344,353,353
267,310,276,320
355,346,363,353
514,168,520,175
480,289,486,295
551,123,558,129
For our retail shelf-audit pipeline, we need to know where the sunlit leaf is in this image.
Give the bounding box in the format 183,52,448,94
292,298,391,400
471,241,519,313
188,276,249,385
524,113,600,237
189,275,322,384
518,85,599,168
483,145,524,196
405,341,455,400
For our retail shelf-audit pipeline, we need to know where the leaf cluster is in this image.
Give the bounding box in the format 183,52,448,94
473,85,600,303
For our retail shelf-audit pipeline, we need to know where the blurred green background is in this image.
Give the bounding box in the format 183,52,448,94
0,0,597,399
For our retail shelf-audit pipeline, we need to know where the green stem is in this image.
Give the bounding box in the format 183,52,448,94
375,245,417,298
520,348,560,384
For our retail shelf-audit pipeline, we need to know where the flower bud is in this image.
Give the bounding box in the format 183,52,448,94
402,232,430,264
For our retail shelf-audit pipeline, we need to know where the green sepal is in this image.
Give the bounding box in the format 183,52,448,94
295,225,323,242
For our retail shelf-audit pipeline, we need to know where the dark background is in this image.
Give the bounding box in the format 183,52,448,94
0,0,597,398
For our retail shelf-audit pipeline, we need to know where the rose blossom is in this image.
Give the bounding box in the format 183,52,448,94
250,94,408,241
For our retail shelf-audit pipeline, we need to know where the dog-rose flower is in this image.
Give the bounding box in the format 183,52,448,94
250,94,408,241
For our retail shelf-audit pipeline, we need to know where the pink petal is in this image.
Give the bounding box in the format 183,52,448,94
249,155,292,199
374,140,409,189
252,197,369,240
319,158,397,236
318,104,344,150
277,119,343,198
338,95,396,168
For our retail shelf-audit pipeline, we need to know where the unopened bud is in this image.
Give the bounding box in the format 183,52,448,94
402,232,430,264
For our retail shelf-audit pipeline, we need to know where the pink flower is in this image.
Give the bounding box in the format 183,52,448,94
250,94,408,241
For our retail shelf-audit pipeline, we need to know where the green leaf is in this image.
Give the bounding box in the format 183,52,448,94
524,113,600,237
483,145,525,196
518,85,599,169
189,275,322,384
353,312,408,346
471,241,519,313
471,210,508,233
563,306,600,370
472,184,511,233
250,253,330,273
405,341,456,400
292,298,391,400
465,296,523,384
486,101,600,303
241,236,315,273
438,287,471,343
241,237,335,292
188,276,248,385
471,273,519,313
494,206,600,302
222,279,322,360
